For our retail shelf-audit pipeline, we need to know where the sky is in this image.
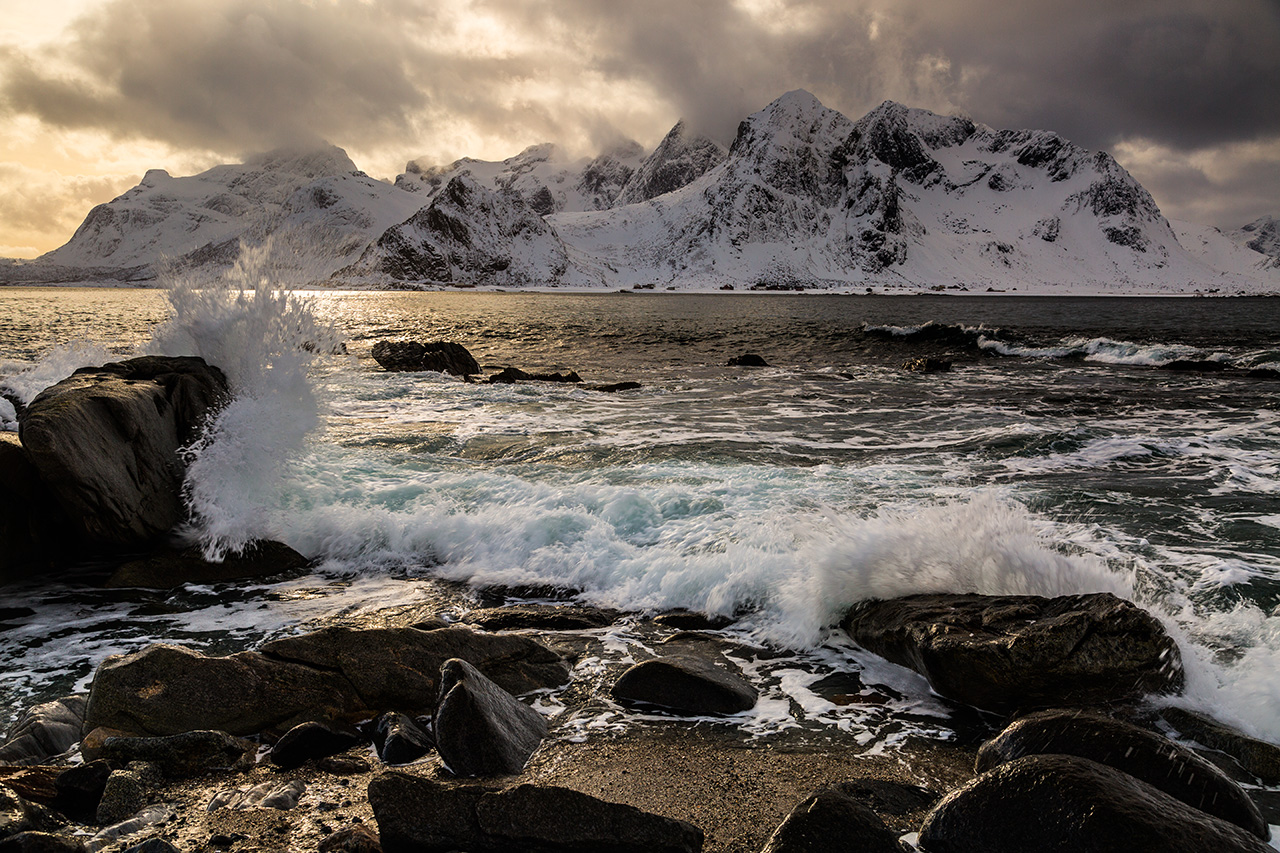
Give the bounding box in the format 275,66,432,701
1,0,1278,258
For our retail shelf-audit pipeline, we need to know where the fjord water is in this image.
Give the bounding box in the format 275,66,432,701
2,286,1279,749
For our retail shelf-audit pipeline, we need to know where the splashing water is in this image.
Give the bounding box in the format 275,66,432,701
148,242,345,558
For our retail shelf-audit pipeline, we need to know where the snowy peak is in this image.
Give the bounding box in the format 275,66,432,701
614,120,728,206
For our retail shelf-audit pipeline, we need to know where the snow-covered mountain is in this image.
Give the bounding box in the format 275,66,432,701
9,92,1280,293
13,146,422,282
395,141,646,215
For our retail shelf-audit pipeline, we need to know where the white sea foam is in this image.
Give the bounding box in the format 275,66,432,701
0,341,115,405
148,243,346,558
978,334,1211,366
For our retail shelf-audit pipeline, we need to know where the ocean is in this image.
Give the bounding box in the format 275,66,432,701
1,279,1279,755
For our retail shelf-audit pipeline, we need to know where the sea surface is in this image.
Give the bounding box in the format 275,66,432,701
2,281,1279,757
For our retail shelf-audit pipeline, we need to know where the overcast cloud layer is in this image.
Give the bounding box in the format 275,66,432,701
2,0,1278,255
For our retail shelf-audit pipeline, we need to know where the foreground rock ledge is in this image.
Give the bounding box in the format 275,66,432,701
369,771,704,853
842,592,1183,713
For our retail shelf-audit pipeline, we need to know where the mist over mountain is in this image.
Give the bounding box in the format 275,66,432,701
5,92,1278,293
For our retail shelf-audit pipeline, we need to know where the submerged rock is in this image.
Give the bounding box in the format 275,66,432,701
919,753,1271,853
976,709,1268,838
610,654,758,716
369,772,703,853
461,604,621,631
485,367,582,384
434,659,547,777
842,592,1182,713
371,340,479,375
0,696,86,766
901,357,952,373
18,356,229,549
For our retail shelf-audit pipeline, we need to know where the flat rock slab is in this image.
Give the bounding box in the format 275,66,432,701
611,655,757,716
919,753,1271,853
18,356,228,547
369,772,703,853
98,731,256,779
977,709,1268,838
842,592,1183,713
260,625,571,713
434,659,547,777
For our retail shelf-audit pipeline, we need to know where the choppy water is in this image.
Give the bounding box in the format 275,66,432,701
1,281,1279,754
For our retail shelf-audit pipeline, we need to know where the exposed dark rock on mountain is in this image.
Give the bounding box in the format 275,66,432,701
614,120,727,206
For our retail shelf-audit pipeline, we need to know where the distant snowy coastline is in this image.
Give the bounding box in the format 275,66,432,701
3,92,1278,296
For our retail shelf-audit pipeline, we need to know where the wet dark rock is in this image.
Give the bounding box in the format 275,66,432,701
1162,707,1280,783
0,832,85,853
52,762,112,823
1245,367,1280,380
94,770,148,825
260,625,571,712
842,592,1183,713
371,714,433,766
207,780,306,811
317,756,371,775
18,356,229,548
270,722,362,770
0,786,33,838
0,770,57,810
461,604,621,631
760,784,904,853
104,540,310,589
0,434,81,581
0,697,86,766
1161,359,1232,372
369,771,703,853
87,804,173,849
585,381,642,392
319,823,382,853
371,340,479,376
486,367,582,384
652,610,736,631
434,659,547,777
121,840,181,853
83,643,363,738
727,353,769,367
610,655,758,716
977,709,1267,838
901,357,951,373
98,730,255,779
919,753,1271,853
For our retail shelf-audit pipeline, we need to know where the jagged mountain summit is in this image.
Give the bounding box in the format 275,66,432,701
8,92,1280,293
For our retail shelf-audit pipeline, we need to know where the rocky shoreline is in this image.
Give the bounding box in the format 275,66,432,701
3,352,1279,852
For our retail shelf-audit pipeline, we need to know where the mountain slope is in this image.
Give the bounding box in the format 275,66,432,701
28,146,422,281
614,120,728,206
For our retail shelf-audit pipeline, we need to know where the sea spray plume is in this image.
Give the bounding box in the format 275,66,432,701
148,241,345,559
775,494,1134,646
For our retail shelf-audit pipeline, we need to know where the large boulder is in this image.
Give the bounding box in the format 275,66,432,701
17,356,229,548
369,772,703,853
760,784,905,853
918,753,1271,853
82,643,362,737
0,433,80,580
976,709,1268,838
842,592,1182,713
610,655,758,716
371,341,480,375
259,626,570,713
434,659,547,777
0,696,86,766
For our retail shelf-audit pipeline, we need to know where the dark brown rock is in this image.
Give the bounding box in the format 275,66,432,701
919,754,1270,853
1162,707,1280,783
52,761,112,823
104,540,309,589
727,353,769,367
0,831,85,853
371,713,433,766
95,730,255,779
977,709,1268,838
461,604,621,631
434,659,547,777
371,341,479,376
486,367,582,384
260,625,570,713
760,785,904,853
82,644,362,737
18,356,229,548
269,722,362,770
0,435,80,581
842,592,1183,713
319,823,382,853
368,772,703,853
610,655,757,716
